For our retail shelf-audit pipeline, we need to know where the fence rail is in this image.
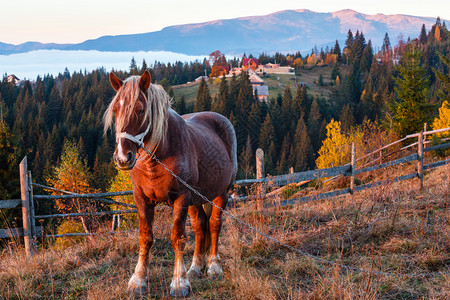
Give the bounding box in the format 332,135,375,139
1,127,449,257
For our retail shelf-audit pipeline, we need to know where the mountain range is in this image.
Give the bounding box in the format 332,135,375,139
0,9,444,56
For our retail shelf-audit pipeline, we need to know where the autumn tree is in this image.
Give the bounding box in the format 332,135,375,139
208,50,229,78
108,165,136,227
46,140,98,233
315,119,350,169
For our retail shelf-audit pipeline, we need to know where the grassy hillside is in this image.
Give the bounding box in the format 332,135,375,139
172,66,334,104
1,163,448,299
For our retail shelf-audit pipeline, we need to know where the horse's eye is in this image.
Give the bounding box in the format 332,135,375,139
138,109,144,116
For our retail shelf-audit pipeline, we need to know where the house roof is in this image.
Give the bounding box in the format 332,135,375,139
243,58,259,66
249,74,264,84
253,85,269,96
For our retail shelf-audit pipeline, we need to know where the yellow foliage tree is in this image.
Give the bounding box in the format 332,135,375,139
46,140,98,233
293,57,303,68
315,119,350,169
107,165,136,227
432,100,450,137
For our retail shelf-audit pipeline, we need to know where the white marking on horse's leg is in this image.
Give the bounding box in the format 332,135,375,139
207,254,223,280
170,256,191,297
187,254,206,278
127,257,148,293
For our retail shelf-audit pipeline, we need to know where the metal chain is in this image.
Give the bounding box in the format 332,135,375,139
140,145,448,278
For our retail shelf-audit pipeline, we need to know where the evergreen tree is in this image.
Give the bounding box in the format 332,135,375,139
174,95,187,115
194,77,211,112
392,45,435,136
434,52,450,103
360,40,373,72
331,63,340,81
339,104,355,133
129,57,138,75
259,113,275,151
238,135,254,179
293,115,313,171
307,98,322,152
381,33,391,53
333,40,342,61
419,24,428,44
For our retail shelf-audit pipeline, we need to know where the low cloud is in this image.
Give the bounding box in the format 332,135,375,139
0,50,207,80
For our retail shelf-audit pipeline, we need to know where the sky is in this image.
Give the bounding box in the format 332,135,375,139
1,0,449,45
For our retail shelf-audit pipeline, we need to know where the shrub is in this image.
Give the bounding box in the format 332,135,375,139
55,219,84,249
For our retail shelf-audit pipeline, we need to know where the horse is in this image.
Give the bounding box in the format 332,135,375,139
103,70,237,297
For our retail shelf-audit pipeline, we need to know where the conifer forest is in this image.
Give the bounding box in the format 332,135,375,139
0,20,449,227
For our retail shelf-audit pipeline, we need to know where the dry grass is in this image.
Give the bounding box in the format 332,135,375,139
1,165,449,299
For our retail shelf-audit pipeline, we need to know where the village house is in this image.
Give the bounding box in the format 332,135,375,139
249,73,269,102
7,75,20,86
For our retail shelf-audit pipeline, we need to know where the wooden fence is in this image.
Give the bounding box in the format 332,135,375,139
1,127,449,257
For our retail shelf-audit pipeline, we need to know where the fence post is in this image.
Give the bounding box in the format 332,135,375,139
28,171,37,239
423,123,427,149
256,148,265,211
417,131,424,191
20,156,36,257
350,142,356,194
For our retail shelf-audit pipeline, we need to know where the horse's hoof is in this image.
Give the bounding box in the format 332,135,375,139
187,265,203,278
169,277,191,297
127,274,147,295
207,262,223,280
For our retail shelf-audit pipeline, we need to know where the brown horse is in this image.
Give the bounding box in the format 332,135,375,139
104,70,237,296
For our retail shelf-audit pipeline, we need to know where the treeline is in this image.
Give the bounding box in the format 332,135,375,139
0,18,449,203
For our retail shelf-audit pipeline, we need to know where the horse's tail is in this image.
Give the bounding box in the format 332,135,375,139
202,202,212,252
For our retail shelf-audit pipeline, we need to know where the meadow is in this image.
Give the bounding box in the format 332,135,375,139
1,163,448,299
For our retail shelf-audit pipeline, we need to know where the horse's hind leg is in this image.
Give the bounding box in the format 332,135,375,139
127,202,155,294
187,205,207,278
207,192,228,279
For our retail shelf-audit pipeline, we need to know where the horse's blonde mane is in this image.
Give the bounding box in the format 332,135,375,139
103,76,171,151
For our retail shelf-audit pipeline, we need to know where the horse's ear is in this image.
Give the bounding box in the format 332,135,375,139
109,72,123,91
139,70,151,92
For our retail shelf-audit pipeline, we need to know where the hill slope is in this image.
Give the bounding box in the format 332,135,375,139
1,165,448,298
0,9,442,55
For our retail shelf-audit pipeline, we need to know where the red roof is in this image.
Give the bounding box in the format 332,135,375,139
243,58,259,66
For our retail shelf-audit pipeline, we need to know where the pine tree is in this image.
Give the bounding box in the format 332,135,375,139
360,40,373,72
129,57,138,75
339,104,355,133
419,24,428,44
259,113,275,151
392,45,435,136
174,95,187,115
238,135,254,179
333,40,342,61
291,84,305,120
307,98,322,151
434,52,450,103
382,33,391,53
194,77,211,112
293,115,313,171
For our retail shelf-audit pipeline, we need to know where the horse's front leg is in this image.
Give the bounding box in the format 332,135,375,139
127,196,155,294
169,193,191,297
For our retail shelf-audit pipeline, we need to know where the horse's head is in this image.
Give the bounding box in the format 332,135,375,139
105,70,152,170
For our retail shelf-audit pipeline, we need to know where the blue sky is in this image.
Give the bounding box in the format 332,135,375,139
1,0,449,44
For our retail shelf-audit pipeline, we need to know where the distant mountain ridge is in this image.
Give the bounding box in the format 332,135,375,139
0,9,443,56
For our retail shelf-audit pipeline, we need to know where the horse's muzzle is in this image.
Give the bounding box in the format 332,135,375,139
114,150,136,170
